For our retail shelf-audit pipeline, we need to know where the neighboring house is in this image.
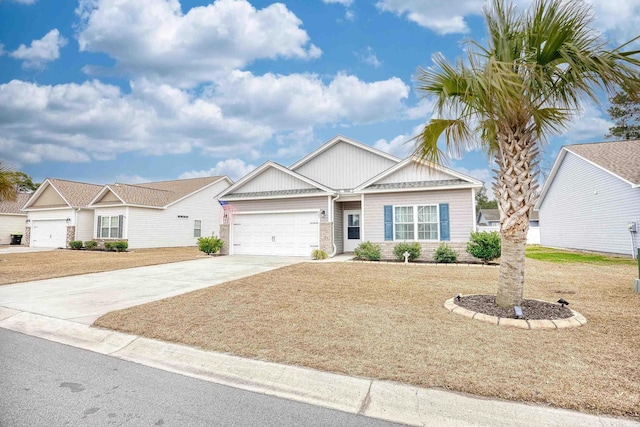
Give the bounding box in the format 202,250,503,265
476,208,540,244
217,135,483,259
0,193,31,245
535,140,640,256
87,176,232,249
22,178,104,248
22,176,232,249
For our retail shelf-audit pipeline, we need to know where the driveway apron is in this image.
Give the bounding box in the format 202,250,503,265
0,256,302,325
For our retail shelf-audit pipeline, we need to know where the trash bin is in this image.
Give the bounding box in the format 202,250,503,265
10,234,23,245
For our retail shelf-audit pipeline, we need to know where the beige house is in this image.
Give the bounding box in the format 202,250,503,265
218,135,483,259
0,193,31,245
22,176,232,249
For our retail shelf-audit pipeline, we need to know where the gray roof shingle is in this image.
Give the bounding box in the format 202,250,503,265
107,176,225,207
365,179,467,190
566,140,640,185
47,179,104,208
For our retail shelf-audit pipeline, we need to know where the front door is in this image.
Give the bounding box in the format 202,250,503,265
344,210,361,252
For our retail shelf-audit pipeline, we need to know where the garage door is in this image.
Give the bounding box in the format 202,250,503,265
232,212,319,256
31,219,67,248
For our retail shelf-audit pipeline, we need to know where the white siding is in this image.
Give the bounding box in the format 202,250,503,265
125,180,229,249
234,167,314,193
75,209,95,242
378,163,454,184
93,206,127,239
364,189,475,242
539,152,640,255
226,197,329,223
0,214,26,244
27,209,75,222
293,141,397,189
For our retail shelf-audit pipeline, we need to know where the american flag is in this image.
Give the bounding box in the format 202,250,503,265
219,200,236,224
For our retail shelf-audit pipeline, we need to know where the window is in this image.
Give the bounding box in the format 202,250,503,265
394,205,438,241
194,220,202,237
394,206,414,240
97,215,122,238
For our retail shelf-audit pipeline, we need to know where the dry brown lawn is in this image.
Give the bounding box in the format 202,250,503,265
95,259,640,418
0,247,202,285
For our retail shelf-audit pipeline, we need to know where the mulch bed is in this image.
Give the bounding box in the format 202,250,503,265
455,294,573,320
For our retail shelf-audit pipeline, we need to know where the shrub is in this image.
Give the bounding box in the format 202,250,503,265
84,240,98,250
68,240,83,250
198,236,224,255
354,241,381,261
466,231,501,264
393,242,421,261
104,241,114,251
434,243,458,263
311,249,328,260
113,241,128,252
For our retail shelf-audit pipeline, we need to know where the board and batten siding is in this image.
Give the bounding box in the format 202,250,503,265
377,163,453,184
125,180,229,249
226,196,330,223
293,141,397,189
364,189,475,242
234,167,314,193
0,214,26,244
539,152,640,255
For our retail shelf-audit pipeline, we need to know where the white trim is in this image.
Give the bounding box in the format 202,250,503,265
218,161,334,199
22,206,77,212
343,209,362,252
22,179,71,210
392,204,440,242
565,147,636,187
358,183,481,194
88,185,126,207
222,192,331,201
290,135,400,170
0,213,27,216
361,193,365,241
355,156,483,191
233,209,319,216
471,188,477,233
166,176,233,208
90,202,165,210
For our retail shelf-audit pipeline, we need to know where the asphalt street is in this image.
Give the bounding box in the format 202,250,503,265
0,328,399,427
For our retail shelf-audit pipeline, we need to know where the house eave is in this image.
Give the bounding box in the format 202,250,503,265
358,184,481,194
220,192,335,201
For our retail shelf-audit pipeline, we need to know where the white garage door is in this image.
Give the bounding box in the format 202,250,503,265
31,219,67,248
232,211,319,256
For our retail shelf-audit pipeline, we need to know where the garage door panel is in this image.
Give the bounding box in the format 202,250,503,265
31,219,67,248
232,212,319,257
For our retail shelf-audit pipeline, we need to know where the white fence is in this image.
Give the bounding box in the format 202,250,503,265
477,225,540,245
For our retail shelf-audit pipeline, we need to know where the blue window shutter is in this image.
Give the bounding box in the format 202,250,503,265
384,205,393,241
439,203,450,241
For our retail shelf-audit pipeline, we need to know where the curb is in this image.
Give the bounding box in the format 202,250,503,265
444,297,587,329
1,307,634,427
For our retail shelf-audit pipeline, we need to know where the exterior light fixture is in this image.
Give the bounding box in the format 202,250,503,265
557,298,569,307
514,306,523,319
66,217,71,223
455,293,462,302
320,210,326,218
25,219,30,224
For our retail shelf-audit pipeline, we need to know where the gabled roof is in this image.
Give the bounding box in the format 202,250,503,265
290,135,400,170
355,156,483,192
23,178,103,210
536,140,640,209
218,161,334,199
89,176,231,209
0,193,31,215
477,208,538,223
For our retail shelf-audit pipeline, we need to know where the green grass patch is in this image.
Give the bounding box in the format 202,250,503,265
525,245,636,265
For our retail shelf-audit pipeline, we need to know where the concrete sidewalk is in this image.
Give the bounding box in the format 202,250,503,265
0,307,636,427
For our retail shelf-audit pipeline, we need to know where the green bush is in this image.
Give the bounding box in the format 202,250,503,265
103,241,127,252
434,243,458,263
393,242,421,261
466,231,501,264
68,240,83,250
84,240,98,250
198,236,223,255
311,249,328,260
354,241,381,261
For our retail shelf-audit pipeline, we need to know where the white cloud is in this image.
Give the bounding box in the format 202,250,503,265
115,174,151,184
1,0,37,4
322,0,353,5
373,124,425,158
454,166,493,185
210,71,410,128
585,0,640,46
405,98,435,120
376,0,483,34
356,47,381,68
561,103,612,143
179,159,256,181
9,29,67,69
76,0,321,87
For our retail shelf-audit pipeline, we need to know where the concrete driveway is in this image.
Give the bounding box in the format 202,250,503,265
0,256,302,325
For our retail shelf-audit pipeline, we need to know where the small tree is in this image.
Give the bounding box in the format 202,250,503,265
606,91,640,140
434,243,458,263
475,186,498,211
466,231,501,264
198,236,224,255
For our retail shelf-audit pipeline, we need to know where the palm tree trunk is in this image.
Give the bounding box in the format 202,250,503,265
493,126,538,308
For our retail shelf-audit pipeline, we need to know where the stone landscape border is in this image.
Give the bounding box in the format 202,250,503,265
444,296,587,329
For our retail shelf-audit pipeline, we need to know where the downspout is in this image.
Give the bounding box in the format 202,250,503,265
329,194,340,257
75,208,81,241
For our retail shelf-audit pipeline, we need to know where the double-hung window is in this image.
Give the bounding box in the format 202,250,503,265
194,220,202,237
394,205,438,240
97,215,123,239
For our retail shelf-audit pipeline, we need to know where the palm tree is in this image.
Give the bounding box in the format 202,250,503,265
0,161,18,202
413,0,640,307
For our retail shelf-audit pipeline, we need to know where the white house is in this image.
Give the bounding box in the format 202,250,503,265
535,140,640,256
0,193,30,245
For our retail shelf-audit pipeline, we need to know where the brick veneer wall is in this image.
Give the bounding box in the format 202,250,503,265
66,226,76,248
319,222,332,254
94,238,129,249
219,224,230,255
23,226,30,246
376,241,475,263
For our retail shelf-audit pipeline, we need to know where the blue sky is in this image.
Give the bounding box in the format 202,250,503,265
1,0,638,189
